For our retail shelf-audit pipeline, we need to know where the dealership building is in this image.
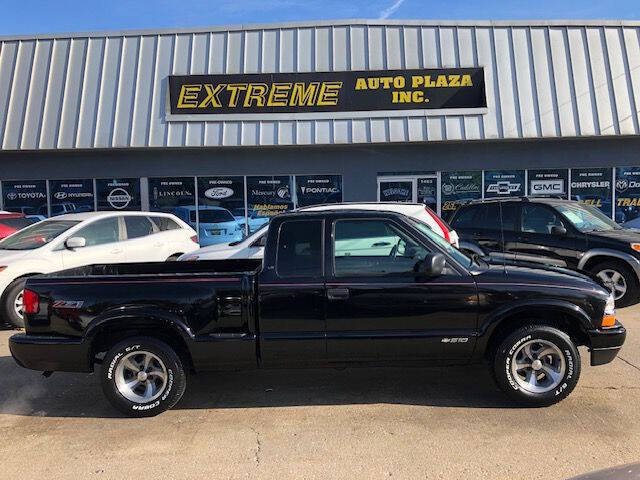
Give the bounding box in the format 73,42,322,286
0,19,640,238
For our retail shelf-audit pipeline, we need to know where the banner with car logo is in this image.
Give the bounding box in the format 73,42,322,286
296,175,343,207
148,177,195,213
527,169,568,199
570,168,613,218
196,176,246,244
1,180,47,216
48,179,95,216
484,170,525,198
615,167,640,227
440,171,482,220
96,178,141,211
246,176,294,232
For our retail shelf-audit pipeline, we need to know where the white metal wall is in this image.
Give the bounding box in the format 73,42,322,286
0,20,638,150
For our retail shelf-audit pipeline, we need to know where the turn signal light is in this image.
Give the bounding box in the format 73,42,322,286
631,243,640,253
22,289,40,315
601,314,617,329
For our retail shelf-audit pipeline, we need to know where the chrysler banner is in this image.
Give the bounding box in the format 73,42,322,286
615,167,640,226
1,180,47,216
440,171,482,220
570,168,613,217
96,178,141,211
484,170,525,198
49,179,95,215
528,169,568,198
168,68,486,117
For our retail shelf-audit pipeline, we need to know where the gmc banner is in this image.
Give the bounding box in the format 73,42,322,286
168,68,486,116
528,169,569,199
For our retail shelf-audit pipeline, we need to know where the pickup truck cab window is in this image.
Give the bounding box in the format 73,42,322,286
276,219,323,278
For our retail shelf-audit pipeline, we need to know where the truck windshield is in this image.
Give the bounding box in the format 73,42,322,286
407,218,472,267
0,220,79,250
554,203,621,232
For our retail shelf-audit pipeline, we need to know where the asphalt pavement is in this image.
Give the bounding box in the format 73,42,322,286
0,307,639,479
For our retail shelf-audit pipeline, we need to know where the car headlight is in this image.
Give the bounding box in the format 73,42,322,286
631,243,640,253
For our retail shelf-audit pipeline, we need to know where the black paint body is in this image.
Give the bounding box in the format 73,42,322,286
10,210,626,374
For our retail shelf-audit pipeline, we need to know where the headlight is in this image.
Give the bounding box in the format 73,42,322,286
630,243,640,253
605,293,615,316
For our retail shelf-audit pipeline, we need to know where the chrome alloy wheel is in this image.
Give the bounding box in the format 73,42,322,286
114,351,168,403
596,269,627,300
14,290,24,319
510,339,566,394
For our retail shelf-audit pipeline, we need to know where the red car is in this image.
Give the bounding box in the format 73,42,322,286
0,213,37,240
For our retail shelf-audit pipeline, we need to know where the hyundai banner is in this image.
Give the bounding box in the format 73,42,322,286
528,169,568,199
440,171,482,220
96,178,141,211
570,168,613,217
295,175,342,207
48,179,95,216
1,180,47,216
484,170,525,198
615,167,640,226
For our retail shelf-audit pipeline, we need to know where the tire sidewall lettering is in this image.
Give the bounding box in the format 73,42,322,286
505,334,532,391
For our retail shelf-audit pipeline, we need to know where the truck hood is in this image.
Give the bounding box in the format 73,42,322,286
0,249,31,264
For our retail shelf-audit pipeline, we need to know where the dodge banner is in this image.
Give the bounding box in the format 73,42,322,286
168,68,486,116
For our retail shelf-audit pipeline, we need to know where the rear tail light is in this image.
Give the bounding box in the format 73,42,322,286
190,235,199,244
22,289,40,315
425,207,451,243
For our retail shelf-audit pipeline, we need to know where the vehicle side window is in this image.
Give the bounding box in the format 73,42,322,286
521,205,564,234
251,234,267,248
75,218,120,247
151,216,181,231
276,220,323,278
450,206,478,229
124,216,155,239
478,203,518,231
333,219,430,276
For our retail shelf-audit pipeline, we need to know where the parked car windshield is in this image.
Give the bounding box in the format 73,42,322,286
0,220,79,250
193,209,236,223
554,203,622,232
406,218,472,267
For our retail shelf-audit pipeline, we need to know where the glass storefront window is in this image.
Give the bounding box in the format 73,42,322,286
417,177,437,211
197,176,246,246
1,180,48,217
570,168,613,218
440,171,482,221
615,167,640,227
378,180,413,202
48,179,95,216
484,170,525,198
246,176,294,234
96,178,141,211
295,175,343,207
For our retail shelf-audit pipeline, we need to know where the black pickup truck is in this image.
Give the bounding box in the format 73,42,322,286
10,210,626,417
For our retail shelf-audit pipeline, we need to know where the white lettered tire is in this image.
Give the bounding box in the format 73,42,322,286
101,337,186,417
493,325,581,406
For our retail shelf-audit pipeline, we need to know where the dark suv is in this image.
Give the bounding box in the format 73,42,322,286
450,197,640,307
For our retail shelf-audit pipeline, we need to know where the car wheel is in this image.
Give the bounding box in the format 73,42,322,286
590,260,638,308
2,278,27,328
101,337,186,417
166,254,182,262
492,325,581,406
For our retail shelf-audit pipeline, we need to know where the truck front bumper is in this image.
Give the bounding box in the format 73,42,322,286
9,334,92,373
588,324,627,366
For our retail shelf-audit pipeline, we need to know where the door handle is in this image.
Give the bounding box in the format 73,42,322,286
154,242,164,247
327,288,350,300
111,249,124,254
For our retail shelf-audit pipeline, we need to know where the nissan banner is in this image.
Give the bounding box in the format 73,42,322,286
96,178,141,211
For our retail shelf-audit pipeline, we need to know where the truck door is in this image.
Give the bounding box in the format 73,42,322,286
257,218,327,367
325,216,477,363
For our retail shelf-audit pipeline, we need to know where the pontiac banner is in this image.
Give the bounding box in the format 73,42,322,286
168,68,486,116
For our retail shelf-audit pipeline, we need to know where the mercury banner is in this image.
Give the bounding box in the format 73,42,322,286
168,68,486,116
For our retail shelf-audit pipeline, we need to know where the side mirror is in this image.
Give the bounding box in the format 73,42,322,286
419,252,446,277
65,236,86,249
550,225,567,235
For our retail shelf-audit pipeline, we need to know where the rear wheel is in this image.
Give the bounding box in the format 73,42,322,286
2,278,27,328
101,337,186,417
590,260,638,308
492,325,581,406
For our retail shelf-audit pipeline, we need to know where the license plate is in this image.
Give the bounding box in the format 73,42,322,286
210,229,223,235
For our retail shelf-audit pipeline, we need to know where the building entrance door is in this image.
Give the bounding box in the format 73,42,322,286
377,175,440,214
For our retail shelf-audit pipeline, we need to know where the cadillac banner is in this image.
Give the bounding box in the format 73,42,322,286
440,171,482,221
168,68,486,116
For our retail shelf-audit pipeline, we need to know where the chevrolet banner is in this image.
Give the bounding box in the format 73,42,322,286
168,68,486,116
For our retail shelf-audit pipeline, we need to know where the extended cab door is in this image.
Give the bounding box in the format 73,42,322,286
257,218,327,367
324,215,478,364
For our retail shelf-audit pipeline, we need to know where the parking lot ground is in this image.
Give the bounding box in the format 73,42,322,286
1,307,639,480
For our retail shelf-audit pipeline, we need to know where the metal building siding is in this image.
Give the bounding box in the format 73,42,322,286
0,20,638,151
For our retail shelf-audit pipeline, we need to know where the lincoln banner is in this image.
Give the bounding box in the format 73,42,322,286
168,68,486,116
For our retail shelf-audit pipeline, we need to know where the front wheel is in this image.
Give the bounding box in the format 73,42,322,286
101,337,186,417
590,260,638,308
492,325,581,406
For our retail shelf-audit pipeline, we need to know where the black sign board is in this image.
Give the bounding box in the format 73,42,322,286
247,176,294,233
417,177,437,211
96,178,141,211
296,175,343,207
379,181,413,202
615,167,640,226
2,180,47,216
440,171,482,220
49,179,95,216
528,169,569,199
148,177,195,212
570,168,613,217
169,68,486,115
484,170,525,198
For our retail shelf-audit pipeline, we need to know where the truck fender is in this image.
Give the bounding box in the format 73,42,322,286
577,248,640,282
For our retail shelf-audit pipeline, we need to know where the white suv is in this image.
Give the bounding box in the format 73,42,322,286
179,203,458,261
0,211,198,327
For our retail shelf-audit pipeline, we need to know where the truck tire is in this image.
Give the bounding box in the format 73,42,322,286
492,325,581,406
101,337,186,417
2,278,27,328
590,260,638,308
